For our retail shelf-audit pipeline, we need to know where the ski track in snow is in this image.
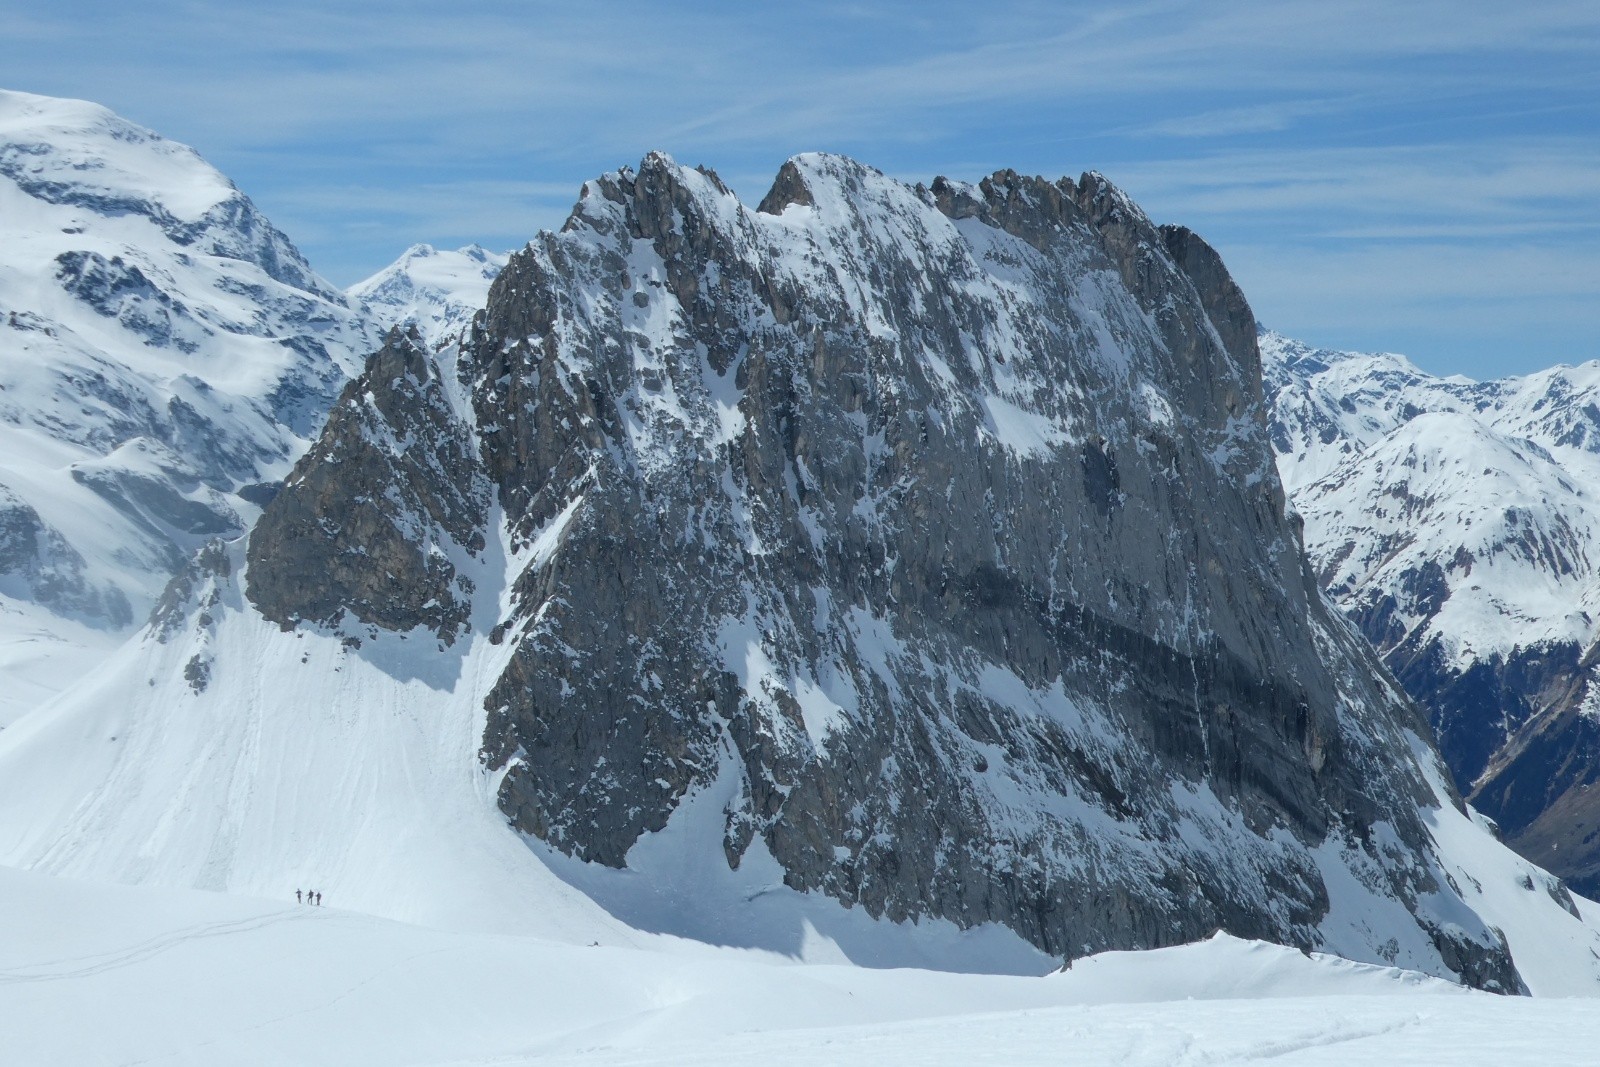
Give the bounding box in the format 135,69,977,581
5,862,1600,1066
0,909,309,984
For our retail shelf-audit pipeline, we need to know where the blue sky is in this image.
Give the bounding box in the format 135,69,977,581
4,0,1597,379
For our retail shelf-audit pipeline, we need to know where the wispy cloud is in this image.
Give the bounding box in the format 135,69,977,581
1122,100,1351,139
1090,138,1600,374
1224,238,1600,375
1107,141,1600,227
2,0,1595,375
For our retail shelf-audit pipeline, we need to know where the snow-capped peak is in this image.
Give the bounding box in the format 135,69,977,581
1264,326,1600,899
0,89,338,300
0,89,381,724
0,89,234,222
348,242,509,347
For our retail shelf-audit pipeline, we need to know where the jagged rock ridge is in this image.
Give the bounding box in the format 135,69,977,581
245,151,1541,988
247,326,490,640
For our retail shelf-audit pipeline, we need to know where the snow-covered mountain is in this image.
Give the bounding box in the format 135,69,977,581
6,151,1597,995
1265,331,1600,893
0,90,381,723
348,242,508,347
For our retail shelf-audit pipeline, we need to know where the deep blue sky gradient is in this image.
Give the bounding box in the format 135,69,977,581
4,0,1597,378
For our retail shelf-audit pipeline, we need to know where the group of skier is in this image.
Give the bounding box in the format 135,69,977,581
296,889,323,906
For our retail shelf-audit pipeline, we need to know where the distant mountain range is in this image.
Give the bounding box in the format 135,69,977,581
1265,330,1600,893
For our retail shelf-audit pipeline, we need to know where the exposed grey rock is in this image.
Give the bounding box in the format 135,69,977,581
246,327,490,642
247,153,1527,990
55,250,196,352
149,538,231,642
182,653,211,692
235,481,281,508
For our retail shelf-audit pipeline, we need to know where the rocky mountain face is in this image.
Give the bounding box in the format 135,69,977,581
1265,331,1600,893
247,325,491,640
348,243,508,348
244,152,1537,988
0,90,380,723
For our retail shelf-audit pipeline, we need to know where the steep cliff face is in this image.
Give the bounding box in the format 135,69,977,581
245,326,490,641
247,152,1527,987
1264,332,1600,894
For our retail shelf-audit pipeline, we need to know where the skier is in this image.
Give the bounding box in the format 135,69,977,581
316,891,323,906
296,889,303,904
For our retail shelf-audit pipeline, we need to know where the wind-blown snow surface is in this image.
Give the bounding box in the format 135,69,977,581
348,242,507,347
0,89,379,724
10,530,1597,994
1265,330,1600,891
7,863,1600,1066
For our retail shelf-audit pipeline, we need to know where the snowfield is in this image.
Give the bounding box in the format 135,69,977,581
5,863,1600,1066
1264,328,1600,669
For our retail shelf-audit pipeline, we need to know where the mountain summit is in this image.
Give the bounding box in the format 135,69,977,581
228,152,1594,987
0,89,380,720
348,242,508,347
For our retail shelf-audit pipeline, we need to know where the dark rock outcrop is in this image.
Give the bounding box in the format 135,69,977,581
246,153,1525,989
246,326,490,641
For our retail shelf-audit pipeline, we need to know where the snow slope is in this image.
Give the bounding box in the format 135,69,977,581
348,242,507,347
9,862,1600,1066
0,89,379,724
1267,330,1600,666
0,861,1544,1067
0,530,1052,973
1267,334,1600,668
1299,411,1600,663
0,597,120,728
